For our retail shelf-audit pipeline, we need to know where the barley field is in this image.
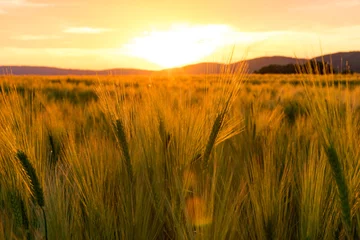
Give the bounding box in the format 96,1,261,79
0,68,359,239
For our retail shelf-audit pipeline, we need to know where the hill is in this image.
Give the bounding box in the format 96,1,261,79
0,66,154,76
254,51,360,74
314,51,360,73
162,56,307,75
1,51,359,75
166,52,360,74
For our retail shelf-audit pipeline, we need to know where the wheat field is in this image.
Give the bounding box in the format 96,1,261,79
0,69,359,239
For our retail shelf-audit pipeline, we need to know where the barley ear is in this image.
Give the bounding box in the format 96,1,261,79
16,151,44,207
16,150,47,240
114,119,133,182
158,117,171,151
325,145,352,234
9,191,29,230
9,191,31,240
203,114,223,170
48,132,59,169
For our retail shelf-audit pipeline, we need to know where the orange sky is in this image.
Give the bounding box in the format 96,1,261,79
0,0,359,70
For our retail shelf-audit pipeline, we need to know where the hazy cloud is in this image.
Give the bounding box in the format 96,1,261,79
319,25,360,40
336,0,360,7
63,27,112,34
0,0,51,7
290,0,360,11
4,47,124,57
11,34,62,40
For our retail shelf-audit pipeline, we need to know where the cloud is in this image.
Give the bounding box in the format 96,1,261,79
290,0,360,11
0,0,51,8
11,34,62,40
3,47,125,57
317,25,360,41
335,0,360,7
63,27,112,34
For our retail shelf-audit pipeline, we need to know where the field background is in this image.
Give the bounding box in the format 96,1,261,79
0,72,359,239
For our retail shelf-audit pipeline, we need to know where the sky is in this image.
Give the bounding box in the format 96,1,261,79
0,0,359,70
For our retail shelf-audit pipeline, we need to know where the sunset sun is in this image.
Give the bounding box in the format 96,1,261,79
123,24,241,68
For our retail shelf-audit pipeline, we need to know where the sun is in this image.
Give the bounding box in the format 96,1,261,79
121,23,283,69
122,24,236,68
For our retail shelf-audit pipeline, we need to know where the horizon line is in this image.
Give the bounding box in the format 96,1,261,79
1,50,359,72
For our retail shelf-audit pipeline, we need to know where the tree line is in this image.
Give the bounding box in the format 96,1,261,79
254,61,354,74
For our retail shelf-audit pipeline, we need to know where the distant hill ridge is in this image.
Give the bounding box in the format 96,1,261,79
0,66,153,76
1,51,359,75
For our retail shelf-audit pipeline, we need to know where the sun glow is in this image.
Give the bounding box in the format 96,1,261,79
122,24,270,68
